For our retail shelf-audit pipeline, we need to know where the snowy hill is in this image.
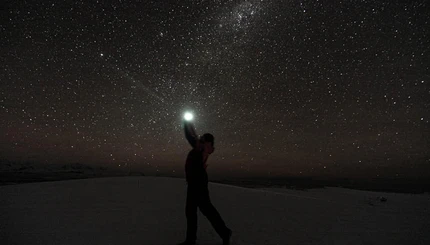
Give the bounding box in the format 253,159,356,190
1,176,429,245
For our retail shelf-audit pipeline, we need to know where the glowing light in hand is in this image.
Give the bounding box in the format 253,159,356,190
184,112,194,121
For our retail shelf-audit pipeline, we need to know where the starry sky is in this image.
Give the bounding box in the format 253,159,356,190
1,0,429,178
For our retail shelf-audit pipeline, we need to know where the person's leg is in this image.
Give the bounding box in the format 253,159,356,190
185,186,198,243
198,189,230,239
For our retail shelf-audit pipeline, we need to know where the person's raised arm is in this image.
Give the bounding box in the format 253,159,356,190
184,120,199,148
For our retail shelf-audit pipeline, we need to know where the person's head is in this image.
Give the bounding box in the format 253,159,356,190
200,133,215,154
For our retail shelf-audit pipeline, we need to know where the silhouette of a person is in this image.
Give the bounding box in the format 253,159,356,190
178,119,232,245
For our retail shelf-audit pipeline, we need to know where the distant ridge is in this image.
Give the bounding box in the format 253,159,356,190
0,160,144,185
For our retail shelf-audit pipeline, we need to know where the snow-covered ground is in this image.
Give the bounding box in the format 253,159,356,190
1,176,429,245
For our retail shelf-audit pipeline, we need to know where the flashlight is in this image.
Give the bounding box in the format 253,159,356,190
184,112,194,121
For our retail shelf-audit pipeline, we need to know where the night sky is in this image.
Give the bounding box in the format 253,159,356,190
1,0,429,178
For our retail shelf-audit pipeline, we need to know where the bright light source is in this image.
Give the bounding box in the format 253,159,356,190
184,112,194,121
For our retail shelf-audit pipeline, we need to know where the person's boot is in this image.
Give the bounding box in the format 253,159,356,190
177,240,196,245
222,229,232,245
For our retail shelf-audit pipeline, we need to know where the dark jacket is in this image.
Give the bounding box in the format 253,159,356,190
185,148,209,187
184,120,208,188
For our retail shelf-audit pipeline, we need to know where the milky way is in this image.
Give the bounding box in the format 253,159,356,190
1,0,429,178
